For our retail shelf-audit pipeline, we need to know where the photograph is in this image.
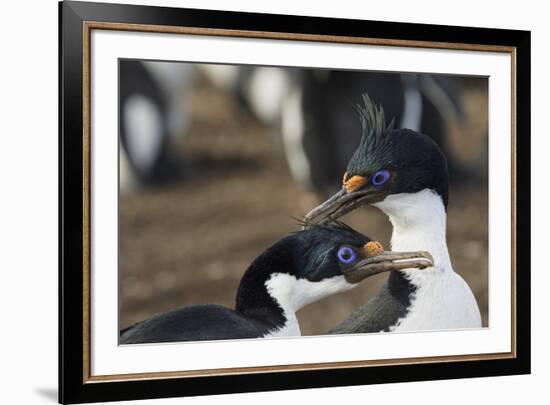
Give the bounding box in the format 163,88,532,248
118,60,489,344
58,2,530,402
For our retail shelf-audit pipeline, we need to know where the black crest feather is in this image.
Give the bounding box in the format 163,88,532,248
354,93,395,153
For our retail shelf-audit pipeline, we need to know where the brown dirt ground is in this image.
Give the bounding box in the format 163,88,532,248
120,75,489,334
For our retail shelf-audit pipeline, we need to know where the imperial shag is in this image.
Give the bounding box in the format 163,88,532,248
304,94,481,333
120,222,433,344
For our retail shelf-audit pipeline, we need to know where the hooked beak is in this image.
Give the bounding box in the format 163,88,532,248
304,186,379,227
343,251,434,284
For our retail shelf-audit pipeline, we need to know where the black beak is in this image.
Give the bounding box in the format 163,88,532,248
303,187,379,227
343,251,434,284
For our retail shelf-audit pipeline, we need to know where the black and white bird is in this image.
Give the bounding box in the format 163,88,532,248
119,60,193,192
304,95,481,333
120,222,432,344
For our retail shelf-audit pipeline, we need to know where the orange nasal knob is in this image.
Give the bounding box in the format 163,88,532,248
364,241,384,257
344,175,368,193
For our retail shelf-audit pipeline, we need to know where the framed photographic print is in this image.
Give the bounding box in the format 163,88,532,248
59,1,531,403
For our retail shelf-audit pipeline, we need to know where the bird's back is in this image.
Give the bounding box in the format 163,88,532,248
120,304,264,344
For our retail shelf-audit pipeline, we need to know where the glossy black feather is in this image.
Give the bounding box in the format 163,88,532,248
120,305,267,344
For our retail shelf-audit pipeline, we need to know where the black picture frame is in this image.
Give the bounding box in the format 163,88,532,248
59,1,531,403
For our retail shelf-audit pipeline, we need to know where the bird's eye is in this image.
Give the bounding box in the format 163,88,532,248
371,170,390,186
337,246,357,264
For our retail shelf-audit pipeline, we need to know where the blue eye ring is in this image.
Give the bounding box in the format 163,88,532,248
337,246,357,264
371,170,390,186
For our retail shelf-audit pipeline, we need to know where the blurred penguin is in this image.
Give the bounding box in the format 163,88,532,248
119,60,194,193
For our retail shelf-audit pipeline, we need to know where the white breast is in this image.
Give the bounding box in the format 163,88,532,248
374,189,482,332
390,270,481,332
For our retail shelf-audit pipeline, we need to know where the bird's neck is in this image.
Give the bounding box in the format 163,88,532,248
235,243,301,335
374,189,452,277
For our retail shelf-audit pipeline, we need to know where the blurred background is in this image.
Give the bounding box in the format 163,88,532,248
119,60,489,335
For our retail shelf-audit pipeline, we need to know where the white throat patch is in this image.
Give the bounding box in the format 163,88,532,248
373,189,450,274
263,273,355,338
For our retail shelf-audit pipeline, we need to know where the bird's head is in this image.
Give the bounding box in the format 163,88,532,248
303,94,449,226
244,222,433,313
288,222,432,284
